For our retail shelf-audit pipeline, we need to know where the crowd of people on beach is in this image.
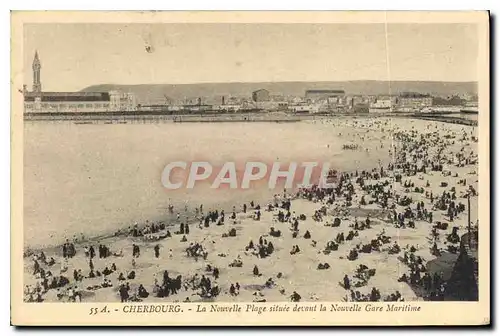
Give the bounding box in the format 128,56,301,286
24,118,479,303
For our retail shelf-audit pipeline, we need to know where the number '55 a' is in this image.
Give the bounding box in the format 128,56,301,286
89,306,108,315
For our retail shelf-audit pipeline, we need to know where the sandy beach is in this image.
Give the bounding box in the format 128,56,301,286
23,117,479,303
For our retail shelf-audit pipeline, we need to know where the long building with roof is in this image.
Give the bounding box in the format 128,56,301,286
305,89,345,102
23,52,137,113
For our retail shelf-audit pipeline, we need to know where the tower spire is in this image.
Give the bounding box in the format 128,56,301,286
32,50,41,93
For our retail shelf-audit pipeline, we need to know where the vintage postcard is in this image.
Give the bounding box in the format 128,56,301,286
11,11,490,326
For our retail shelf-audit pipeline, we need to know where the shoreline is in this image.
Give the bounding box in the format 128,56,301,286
23,112,479,127
23,117,479,303
24,158,396,252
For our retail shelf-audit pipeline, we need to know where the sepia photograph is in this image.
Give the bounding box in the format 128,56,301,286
10,11,490,326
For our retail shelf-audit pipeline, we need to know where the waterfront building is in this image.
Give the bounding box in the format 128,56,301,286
397,92,433,109
214,104,242,113
23,51,137,113
305,89,345,102
350,103,369,114
254,101,288,111
369,96,396,113
109,91,137,112
289,103,320,114
181,104,213,113
252,89,270,102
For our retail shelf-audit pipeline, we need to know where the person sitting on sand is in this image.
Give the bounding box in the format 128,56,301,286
46,257,56,267
265,278,275,288
389,242,401,254
397,273,408,283
211,281,220,297
137,284,149,298
290,291,301,302
54,288,64,301
102,278,112,288
348,249,358,261
117,272,126,281
112,249,123,257
86,269,95,278
431,242,441,256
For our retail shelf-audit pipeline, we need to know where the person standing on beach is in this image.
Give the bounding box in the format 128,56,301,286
62,242,67,258
119,283,129,302
132,244,140,258
154,244,160,258
84,245,89,257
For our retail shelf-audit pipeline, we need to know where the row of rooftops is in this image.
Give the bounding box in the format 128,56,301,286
253,88,346,96
305,89,345,94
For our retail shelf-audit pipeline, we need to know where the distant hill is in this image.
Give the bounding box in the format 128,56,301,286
81,81,477,105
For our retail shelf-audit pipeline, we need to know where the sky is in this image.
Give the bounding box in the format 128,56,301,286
23,23,479,92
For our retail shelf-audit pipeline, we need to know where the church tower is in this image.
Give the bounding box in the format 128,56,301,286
32,51,41,93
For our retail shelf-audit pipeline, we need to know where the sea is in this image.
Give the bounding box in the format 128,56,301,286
23,120,393,249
